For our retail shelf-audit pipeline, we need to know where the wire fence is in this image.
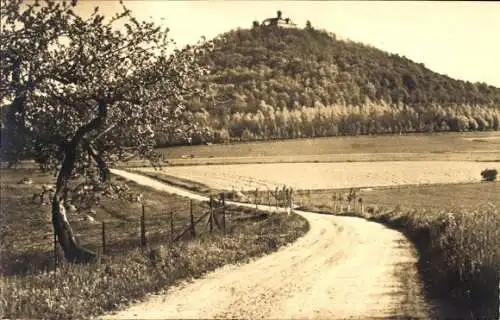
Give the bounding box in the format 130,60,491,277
51,195,233,271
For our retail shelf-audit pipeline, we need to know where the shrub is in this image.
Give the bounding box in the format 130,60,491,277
481,169,498,182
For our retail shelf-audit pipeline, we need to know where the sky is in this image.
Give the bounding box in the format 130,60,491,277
75,1,500,88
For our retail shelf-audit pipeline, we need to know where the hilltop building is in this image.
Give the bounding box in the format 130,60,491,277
261,11,297,29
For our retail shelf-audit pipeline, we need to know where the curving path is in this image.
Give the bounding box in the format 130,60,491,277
103,169,438,319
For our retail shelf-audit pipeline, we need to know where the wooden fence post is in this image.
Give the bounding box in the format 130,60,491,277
255,188,258,209
102,221,106,255
209,195,213,233
141,203,147,248
170,211,174,243
275,187,278,209
286,187,289,211
221,193,226,234
53,231,58,271
337,194,340,212
190,199,195,237
282,186,286,210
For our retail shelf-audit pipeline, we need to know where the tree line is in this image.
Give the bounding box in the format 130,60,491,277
157,102,500,145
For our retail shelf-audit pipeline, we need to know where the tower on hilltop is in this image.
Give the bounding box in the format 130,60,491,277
261,10,297,29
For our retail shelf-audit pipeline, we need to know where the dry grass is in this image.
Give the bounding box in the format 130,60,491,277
124,150,500,167
0,168,309,319
294,182,500,319
134,161,500,191
156,132,500,165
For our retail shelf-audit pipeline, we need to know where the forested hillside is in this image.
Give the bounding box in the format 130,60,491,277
157,24,500,145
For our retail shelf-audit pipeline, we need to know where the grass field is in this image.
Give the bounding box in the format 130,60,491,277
134,161,499,191
156,132,500,165
8,132,499,169
0,168,309,319
292,182,500,215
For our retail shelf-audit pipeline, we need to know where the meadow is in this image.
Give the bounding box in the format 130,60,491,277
156,131,500,165
136,161,499,191
0,168,308,319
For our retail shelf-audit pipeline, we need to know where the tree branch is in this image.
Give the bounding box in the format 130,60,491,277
84,142,109,183
71,100,108,146
84,123,117,144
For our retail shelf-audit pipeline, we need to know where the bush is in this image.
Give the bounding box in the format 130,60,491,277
481,169,498,182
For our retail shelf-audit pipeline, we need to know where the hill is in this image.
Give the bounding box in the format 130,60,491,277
157,20,500,145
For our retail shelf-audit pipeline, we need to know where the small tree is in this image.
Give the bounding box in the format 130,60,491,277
481,169,498,182
305,20,312,30
1,0,211,263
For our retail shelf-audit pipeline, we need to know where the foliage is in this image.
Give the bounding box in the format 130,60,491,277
1,0,210,171
481,168,498,182
169,26,500,144
379,205,499,319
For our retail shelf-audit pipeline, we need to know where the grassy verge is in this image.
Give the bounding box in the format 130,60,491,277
0,168,309,319
294,182,500,319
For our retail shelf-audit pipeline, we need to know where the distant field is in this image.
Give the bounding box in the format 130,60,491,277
135,161,500,191
294,181,500,215
6,132,499,169
156,132,500,165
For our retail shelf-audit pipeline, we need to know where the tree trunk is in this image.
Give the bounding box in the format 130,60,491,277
52,145,97,264
52,194,97,263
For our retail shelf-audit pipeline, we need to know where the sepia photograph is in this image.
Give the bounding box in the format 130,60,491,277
1,1,499,319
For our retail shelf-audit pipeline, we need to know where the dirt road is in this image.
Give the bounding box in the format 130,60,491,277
104,169,437,319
